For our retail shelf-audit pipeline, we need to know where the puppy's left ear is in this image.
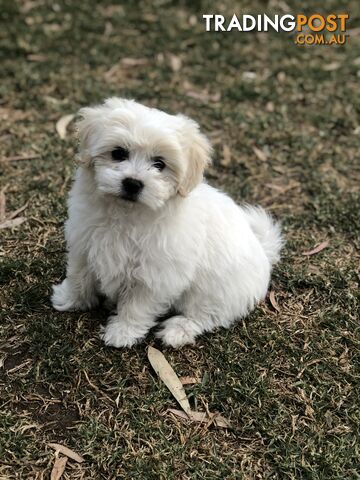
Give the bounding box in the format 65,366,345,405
177,116,213,196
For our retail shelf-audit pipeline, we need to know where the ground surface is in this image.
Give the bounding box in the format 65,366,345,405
0,1,359,479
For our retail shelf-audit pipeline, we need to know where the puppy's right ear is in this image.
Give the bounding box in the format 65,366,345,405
75,107,98,167
176,116,213,196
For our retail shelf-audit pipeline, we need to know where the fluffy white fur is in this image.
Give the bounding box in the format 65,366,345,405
52,98,283,348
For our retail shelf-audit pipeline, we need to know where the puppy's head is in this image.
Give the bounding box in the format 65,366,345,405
76,98,212,210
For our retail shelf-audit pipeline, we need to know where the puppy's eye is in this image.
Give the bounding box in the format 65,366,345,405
152,156,165,171
111,147,129,161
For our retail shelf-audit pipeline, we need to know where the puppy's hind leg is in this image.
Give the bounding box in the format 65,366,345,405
156,293,228,348
155,314,205,348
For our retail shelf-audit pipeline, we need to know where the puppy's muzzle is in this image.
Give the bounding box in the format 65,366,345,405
121,177,144,201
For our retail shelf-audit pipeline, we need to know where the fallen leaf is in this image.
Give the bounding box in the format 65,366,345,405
322,62,341,71
277,71,286,83
189,15,197,26
6,359,32,374
220,145,231,167
142,13,157,22
101,4,125,17
242,71,257,80
265,101,275,112
19,423,38,433
120,57,148,67
0,189,6,222
104,64,120,80
156,52,165,64
43,23,62,33
188,91,221,102
265,182,300,194
147,346,191,415
48,443,84,463
208,129,223,145
327,425,352,435
183,82,221,103
27,54,48,62
104,21,113,36
0,354,6,368
21,1,38,13
168,408,231,429
50,456,68,480
220,144,232,167
0,217,26,229
1,154,40,162
56,114,75,140
302,241,329,256
348,27,360,37
7,202,28,220
179,376,201,385
169,54,182,72
252,146,268,162
269,290,280,312
305,405,315,417
104,58,148,80
291,414,299,435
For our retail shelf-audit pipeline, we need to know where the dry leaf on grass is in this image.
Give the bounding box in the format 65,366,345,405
302,241,329,256
252,146,268,162
220,144,232,167
189,15,197,26
48,443,84,463
348,27,360,37
104,64,120,80
121,57,148,67
104,21,113,36
148,346,191,414
56,114,75,140
168,409,231,429
148,348,231,429
7,202,28,220
0,217,26,229
27,54,48,62
183,82,221,103
266,101,275,112
1,154,40,162
0,189,6,222
50,456,68,480
269,290,280,312
277,71,286,83
0,199,28,229
169,54,182,72
101,4,124,17
322,62,341,71
186,90,221,102
104,58,148,80
179,376,201,385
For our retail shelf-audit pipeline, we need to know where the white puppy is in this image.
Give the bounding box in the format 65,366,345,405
52,98,283,348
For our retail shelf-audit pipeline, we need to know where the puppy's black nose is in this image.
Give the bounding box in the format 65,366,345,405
122,178,144,196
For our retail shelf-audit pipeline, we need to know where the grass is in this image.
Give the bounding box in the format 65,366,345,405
0,0,359,478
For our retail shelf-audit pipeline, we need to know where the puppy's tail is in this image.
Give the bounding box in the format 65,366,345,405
244,206,283,266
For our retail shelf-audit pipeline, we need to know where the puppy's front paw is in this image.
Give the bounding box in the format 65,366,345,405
51,279,97,312
100,316,143,348
156,315,197,348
